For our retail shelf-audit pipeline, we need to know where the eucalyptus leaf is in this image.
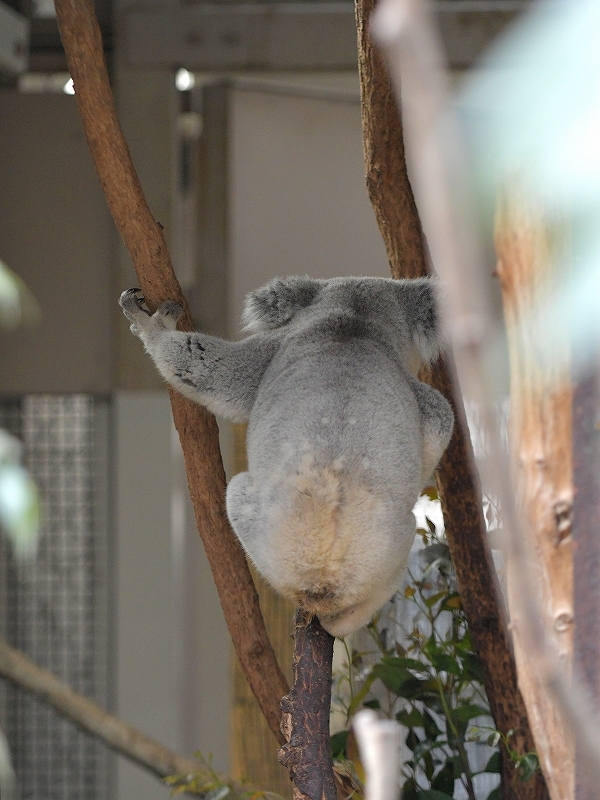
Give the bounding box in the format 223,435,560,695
401,777,418,800
518,753,540,781
330,730,348,759
451,704,489,723
416,789,454,800
396,708,424,728
431,762,454,795
484,751,502,773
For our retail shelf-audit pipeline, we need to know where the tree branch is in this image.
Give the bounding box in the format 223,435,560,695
355,1,548,796
0,636,199,780
53,0,288,742
278,612,337,800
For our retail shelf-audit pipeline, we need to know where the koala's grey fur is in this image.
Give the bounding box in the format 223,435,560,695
120,276,453,637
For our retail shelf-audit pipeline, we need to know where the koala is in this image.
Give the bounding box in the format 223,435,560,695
120,276,453,637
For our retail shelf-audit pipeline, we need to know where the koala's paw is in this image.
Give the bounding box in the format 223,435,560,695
119,289,182,337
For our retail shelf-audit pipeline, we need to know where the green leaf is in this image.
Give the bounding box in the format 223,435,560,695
487,731,501,748
518,753,540,781
429,652,462,676
422,709,441,740
431,762,454,795
450,755,463,776
371,659,412,693
486,788,501,800
363,699,381,710
423,750,435,781
416,790,454,800
405,729,421,752
347,671,377,715
398,677,439,702
484,751,502,773
330,730,348,759
401,777,418,800
451,704,489,723
424,591,447,609
441,593,462,611
396,708,424,729
394,657,431,674
461,652,486,684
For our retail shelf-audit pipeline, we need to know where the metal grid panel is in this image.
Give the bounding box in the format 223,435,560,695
0,395,111,800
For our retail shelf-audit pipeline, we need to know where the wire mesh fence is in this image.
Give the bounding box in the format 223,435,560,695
0,395,111,800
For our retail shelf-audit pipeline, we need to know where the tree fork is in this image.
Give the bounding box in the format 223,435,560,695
355,0,548,797
53,0,289,743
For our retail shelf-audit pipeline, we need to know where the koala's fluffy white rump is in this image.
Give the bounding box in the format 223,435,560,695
120,276,453,637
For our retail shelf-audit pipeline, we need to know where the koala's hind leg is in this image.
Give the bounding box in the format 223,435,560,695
409,377,454,485
226,472,267,571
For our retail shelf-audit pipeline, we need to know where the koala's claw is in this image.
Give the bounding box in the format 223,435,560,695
135,296,151,315
120,288,151,316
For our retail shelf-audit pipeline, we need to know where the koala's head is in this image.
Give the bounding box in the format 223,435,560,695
242,275,444,365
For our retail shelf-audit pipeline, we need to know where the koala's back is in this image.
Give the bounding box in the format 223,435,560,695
243,329,422,628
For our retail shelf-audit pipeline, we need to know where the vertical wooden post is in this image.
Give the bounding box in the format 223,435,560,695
495,191,574,800
230,424,295,798
572,371,600,800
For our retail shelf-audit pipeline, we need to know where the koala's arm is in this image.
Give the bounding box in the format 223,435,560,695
120,289,279,422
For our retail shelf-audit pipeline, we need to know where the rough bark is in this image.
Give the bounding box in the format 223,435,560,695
355,1,548,797
278,612,337,800
53,0,288,743
496,193,574,800
0,636,199,780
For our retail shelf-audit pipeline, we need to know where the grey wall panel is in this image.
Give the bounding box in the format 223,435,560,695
0,93,114,394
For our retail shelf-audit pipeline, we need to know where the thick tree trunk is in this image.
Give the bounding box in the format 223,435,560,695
53,0,289,743
496,192,574,800
355,1,548,797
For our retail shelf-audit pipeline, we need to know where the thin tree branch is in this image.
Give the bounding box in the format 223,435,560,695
0,636,199,780
278,612,337,800
53,0,288,742
355,0,547,796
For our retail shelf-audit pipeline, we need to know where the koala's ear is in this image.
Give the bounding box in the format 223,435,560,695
395,277,444,364
242,276,322,332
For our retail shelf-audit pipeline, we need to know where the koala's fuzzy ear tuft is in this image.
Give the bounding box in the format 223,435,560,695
242,276,321,332
396,277,445,364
